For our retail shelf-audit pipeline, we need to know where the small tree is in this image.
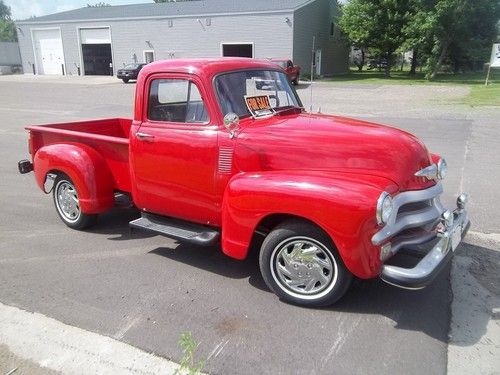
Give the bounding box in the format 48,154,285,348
0,0,16,42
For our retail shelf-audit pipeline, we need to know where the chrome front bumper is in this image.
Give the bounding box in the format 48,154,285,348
380,200,470,289
372,184,470,289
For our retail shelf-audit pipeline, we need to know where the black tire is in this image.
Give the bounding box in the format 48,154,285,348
122,78,129,83
52,174,97,230
259,219,352,307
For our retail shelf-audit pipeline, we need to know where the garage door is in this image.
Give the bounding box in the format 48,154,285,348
32,29,64,75
80,28,112,76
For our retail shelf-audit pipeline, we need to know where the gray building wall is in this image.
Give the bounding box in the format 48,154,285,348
16,12,294,76
0,42,22,66
292,0,348,76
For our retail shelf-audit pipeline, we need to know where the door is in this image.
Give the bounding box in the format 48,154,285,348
130,74,219,225
79,28,112,75
81,44,112,75
315,49,322,76
32,29,64,75
144,50,154,63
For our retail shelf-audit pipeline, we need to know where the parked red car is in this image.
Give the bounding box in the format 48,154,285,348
270,58,301,85
18,58,469,307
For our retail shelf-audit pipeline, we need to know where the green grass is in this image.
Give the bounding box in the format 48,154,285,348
462,84,500,106
322,68,500,106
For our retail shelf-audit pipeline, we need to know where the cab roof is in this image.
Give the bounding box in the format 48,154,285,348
139,58,282,79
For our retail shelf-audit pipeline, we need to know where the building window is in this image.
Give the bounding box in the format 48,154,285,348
221,43,253,58
330,22,334,36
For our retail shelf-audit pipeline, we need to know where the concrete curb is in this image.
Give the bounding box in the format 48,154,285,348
0,302,182,374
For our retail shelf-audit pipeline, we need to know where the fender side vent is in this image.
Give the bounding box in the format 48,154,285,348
218,147,233,173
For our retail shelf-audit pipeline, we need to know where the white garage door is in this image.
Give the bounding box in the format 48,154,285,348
32,29,64,75
79,28,111,44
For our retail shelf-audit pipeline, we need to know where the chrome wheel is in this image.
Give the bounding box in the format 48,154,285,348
55,180,81,223
270,236,338,299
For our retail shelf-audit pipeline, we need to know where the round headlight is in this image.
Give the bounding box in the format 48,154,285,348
377,192,394,225
437,158,447,180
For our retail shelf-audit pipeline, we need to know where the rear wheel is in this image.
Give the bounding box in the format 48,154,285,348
259,220,352,306
53,174,97,229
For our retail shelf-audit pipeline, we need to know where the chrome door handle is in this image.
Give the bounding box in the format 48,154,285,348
135,132,155,141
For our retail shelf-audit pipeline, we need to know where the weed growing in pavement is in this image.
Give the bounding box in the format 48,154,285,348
174,332,205,375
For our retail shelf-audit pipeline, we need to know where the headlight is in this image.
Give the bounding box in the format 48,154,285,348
437,158,447,180
376,192,394,225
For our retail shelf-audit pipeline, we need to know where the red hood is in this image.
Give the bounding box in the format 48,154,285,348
233,113,435,191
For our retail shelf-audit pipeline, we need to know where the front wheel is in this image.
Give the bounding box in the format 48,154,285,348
259,220,352,307
53,174,97,229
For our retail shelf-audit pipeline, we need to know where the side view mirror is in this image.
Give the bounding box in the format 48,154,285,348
223,112,239,138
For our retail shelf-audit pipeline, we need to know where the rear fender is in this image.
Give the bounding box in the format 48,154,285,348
221,171,397,278
33,142,114,214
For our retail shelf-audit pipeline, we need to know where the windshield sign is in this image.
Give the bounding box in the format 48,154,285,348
215,70,302,118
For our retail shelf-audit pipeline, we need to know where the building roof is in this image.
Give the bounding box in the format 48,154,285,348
18,0,314,24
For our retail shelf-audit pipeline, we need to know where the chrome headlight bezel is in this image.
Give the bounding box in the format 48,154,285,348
437,158,447,180
376,191,394,226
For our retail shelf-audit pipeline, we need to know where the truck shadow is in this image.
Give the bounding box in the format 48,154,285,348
85,208,156,240
149,243,270,292
149,240,498,346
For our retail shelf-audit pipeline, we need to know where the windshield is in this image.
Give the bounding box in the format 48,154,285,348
215,70,302,118
272,61,287,68
124,63,141,69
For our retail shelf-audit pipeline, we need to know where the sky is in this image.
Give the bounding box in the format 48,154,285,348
5,0,151,21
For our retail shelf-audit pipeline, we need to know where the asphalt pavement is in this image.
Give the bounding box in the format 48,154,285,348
0,76,498,374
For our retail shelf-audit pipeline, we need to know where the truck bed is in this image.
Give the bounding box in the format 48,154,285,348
27,118,132,192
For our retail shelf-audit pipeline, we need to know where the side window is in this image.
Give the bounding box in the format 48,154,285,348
148,79,209,123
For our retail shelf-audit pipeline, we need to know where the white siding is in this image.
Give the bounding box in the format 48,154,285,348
17,12,294,76
0,42,21,66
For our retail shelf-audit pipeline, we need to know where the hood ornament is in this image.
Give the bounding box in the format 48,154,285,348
415,164,438,180
415,159,447,181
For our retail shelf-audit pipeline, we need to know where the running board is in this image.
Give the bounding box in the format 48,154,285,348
129,213,219,246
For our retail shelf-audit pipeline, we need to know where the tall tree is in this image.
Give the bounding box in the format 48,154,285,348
0,0,16,42
339,0,412,77
418,0,500,78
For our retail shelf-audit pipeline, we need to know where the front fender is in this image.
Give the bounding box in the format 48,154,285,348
221,171,397,279
33,142,114,214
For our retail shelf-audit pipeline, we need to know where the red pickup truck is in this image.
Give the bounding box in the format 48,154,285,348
19,58,470,307
270,59,301,85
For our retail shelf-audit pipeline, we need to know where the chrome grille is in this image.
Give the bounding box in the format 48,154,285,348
372,183,444,247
